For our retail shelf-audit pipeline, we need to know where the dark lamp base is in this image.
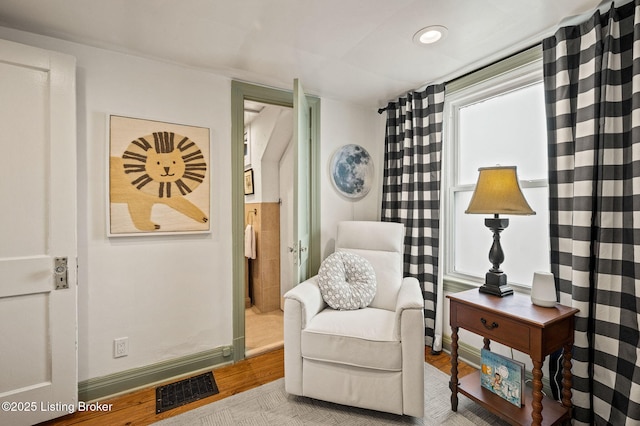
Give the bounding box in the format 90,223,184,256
479,271,514,297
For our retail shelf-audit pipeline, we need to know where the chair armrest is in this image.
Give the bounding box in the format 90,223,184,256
393,276,424,339
283,276,325,396
283,275,326,329
395,276,423,310
395,276,426,417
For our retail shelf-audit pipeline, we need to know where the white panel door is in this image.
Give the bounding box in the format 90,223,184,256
0,39,77,425
292,79,310,285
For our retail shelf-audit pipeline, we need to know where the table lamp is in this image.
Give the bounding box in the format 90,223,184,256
465,166,535,296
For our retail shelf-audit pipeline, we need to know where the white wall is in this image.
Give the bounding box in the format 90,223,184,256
319,98,385,258
0,27,386,383
0,28,233,381
244,105,283,203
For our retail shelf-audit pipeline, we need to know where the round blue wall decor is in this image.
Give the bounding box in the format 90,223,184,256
330,144,374,199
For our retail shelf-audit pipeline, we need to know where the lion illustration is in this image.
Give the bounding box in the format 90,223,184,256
110,131,208,232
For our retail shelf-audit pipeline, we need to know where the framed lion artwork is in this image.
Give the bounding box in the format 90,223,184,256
108,115,211,236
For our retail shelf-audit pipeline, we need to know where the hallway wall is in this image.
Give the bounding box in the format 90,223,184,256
244,202,281,313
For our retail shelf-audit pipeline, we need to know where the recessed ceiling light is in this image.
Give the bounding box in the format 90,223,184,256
413,25,448,45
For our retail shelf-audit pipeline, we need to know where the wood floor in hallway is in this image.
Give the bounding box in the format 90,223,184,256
245,306,284,357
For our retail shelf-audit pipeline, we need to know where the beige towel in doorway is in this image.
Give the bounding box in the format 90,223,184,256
245,224,256,259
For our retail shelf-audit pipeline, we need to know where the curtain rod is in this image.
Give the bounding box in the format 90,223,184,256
378,41,543,115
379,1,626,114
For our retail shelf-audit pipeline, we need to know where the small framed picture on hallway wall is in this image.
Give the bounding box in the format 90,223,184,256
108,115,211,236
244,168,255,195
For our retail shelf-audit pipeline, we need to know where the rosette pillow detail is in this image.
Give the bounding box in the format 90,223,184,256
317,251,376,310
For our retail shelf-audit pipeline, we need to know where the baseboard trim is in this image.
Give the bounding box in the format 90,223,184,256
78,346,234,402
442,335,482,368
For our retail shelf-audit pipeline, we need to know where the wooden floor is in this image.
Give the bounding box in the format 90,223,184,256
38,347,476,426
245,307,284,357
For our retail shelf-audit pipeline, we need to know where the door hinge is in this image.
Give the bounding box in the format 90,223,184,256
54,257,68,290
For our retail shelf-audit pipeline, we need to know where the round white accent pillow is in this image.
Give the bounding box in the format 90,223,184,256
317,251,377,310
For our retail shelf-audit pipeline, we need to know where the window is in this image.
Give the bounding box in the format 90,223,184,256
444,52,550,288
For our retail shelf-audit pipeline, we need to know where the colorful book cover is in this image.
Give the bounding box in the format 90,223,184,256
480,348,525,407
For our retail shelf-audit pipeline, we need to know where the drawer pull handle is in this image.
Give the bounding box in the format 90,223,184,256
480,318,499,330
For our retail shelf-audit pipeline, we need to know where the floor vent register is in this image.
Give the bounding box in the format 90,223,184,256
156,371,219,414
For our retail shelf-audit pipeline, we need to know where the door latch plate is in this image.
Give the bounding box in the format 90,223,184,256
54,257,68,289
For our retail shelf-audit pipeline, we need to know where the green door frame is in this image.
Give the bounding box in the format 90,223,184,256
230,81,321,362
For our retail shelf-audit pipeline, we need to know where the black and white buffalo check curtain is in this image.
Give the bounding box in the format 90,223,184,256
381,84,445,347
543,1,640,424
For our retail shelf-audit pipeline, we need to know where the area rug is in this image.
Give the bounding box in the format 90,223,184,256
153,363,509,425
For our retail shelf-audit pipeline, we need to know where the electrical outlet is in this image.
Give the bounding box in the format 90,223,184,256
114,337,129,358
222,346,232,357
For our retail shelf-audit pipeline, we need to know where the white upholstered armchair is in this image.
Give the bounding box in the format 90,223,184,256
283,221,425,417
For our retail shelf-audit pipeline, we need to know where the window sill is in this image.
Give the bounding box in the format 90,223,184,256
443,274,532,295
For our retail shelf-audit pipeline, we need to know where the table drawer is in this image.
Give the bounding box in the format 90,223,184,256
456,305,530,351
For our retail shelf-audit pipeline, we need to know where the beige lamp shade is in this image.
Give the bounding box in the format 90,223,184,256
465,166,535,215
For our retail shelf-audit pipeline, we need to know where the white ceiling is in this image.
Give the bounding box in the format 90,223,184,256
0,0,603,107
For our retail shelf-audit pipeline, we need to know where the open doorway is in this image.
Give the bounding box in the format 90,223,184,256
231,80,320,363
243,100,293,357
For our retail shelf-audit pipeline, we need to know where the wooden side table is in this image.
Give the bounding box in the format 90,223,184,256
448,289,579,426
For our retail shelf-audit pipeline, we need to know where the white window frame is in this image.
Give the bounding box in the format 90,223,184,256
442,50,548,291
